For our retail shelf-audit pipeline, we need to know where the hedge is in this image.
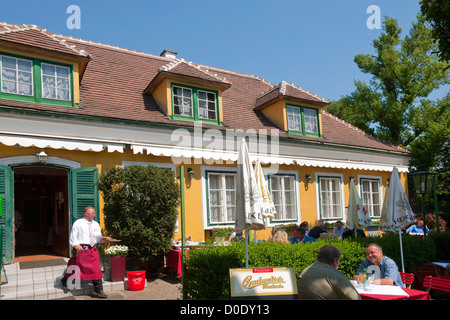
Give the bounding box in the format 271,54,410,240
182,231,450,299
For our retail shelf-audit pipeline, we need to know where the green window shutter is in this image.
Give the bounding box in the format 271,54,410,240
0,165,14,264
69,167,100,226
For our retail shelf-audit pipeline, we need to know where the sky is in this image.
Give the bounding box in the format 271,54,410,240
1,0,447,102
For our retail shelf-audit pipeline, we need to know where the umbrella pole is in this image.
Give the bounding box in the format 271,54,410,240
398,228,405,273
245,228,249,268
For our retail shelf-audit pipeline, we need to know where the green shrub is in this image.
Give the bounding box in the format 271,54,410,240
98,165,179,277
182,232,450,299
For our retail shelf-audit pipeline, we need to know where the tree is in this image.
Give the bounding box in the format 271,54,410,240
326,15,449,163
98,165,179,277
325,14,449,223
420,0,450,64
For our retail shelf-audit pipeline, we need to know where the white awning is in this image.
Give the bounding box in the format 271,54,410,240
0,133,124,153
131,144,408,172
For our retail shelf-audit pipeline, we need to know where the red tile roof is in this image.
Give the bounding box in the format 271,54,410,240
0,21,409,155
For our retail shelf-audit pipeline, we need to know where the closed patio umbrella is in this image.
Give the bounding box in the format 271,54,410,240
379,166,416,273
346,178,372,237
254,160,276,220
235,139,265,267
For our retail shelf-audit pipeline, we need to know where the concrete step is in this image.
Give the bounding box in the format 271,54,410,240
0,260,138,300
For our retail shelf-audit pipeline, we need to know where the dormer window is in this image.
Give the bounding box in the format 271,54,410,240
41,63,71,101
286,104,319,136
0,53,76,107
172,83,218,123
1,56,33,96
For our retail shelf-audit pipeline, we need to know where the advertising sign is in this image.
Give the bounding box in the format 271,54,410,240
229,267,298,299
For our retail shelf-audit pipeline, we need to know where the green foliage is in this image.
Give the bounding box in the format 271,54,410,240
420,0,450,63
325,15,449,164
182,233,450,299
98,165,179,277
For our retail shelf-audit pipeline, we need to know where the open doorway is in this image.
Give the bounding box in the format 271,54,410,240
13,166,70,261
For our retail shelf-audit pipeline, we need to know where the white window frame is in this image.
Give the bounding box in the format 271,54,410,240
358,174,383,219
172,85,193,117
201,166,237,229
269,174,298,222
315,172,345,222
287,105,302,132
0,55,34,96
41,62,71,101
197,89,217,121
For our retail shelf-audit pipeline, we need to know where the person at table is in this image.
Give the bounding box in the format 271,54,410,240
309,219,328,239
297,245,361,300
332,221,345,239
406,220,429,235
299,221,310,236
353,243,404,287
289,227,316,244
272,229,289,244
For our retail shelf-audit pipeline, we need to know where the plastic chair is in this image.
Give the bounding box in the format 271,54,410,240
423,276,450,295
412,265,442,289
400,272,414,289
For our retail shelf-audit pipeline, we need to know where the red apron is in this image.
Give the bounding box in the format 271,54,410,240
65,247,103,281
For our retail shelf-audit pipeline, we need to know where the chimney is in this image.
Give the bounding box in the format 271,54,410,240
160,49,178,59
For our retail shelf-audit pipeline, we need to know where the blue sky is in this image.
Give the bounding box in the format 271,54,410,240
2,0,447,101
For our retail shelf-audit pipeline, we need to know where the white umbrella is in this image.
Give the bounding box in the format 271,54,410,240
379,166,416,272
235,139,265,267
347,178,372,237
254,160,276,220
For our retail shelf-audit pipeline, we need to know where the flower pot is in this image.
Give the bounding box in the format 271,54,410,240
110,256,126,282
215,236,225,244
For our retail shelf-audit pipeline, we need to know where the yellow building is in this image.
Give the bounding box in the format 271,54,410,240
0,22,410,264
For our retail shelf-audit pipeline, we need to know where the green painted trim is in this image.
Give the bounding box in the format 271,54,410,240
170,82,222,126
286,103,321,138
0,52,77,108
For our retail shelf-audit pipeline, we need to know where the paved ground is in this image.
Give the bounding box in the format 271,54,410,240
58,273,183,300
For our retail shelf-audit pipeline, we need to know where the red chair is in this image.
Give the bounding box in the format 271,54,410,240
412,265,442,289
400,272,414,289
423,276,450,297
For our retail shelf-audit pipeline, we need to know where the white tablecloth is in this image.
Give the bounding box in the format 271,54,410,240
356,285,409,298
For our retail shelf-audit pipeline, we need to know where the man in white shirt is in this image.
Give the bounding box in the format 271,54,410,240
61,206,111,298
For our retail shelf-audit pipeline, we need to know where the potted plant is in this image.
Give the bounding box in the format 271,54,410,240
104,245,128,282
212,227,233,244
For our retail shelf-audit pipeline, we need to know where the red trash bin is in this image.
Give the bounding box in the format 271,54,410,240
127,271,146,291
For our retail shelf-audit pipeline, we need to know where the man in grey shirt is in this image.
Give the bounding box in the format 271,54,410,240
297,245,361,300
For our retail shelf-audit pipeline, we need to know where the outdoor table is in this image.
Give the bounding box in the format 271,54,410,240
357,285,430,300
166,248,189,278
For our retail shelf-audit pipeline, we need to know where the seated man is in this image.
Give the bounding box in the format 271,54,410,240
406,220,429,235
289,227,315,244
353,243,403,286
297,245,360,300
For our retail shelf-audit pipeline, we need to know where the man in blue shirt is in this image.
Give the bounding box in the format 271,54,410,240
406,220,429,234
354,243,404,287
289,227,316,244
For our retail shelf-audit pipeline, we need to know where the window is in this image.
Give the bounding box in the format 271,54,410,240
41,63,71,101
207,172,236,224
318,175,343,220
270,175,297,221
1,56,33,96
172,84,218,123
173,86,193,117
360,177,382,218
0,53,74,106
286,104,319,135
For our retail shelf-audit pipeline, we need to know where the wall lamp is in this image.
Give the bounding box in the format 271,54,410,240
305,174,312,184
187,168,195,180
36,150,48,163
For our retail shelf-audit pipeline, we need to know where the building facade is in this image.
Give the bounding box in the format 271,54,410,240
0,22,410,264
